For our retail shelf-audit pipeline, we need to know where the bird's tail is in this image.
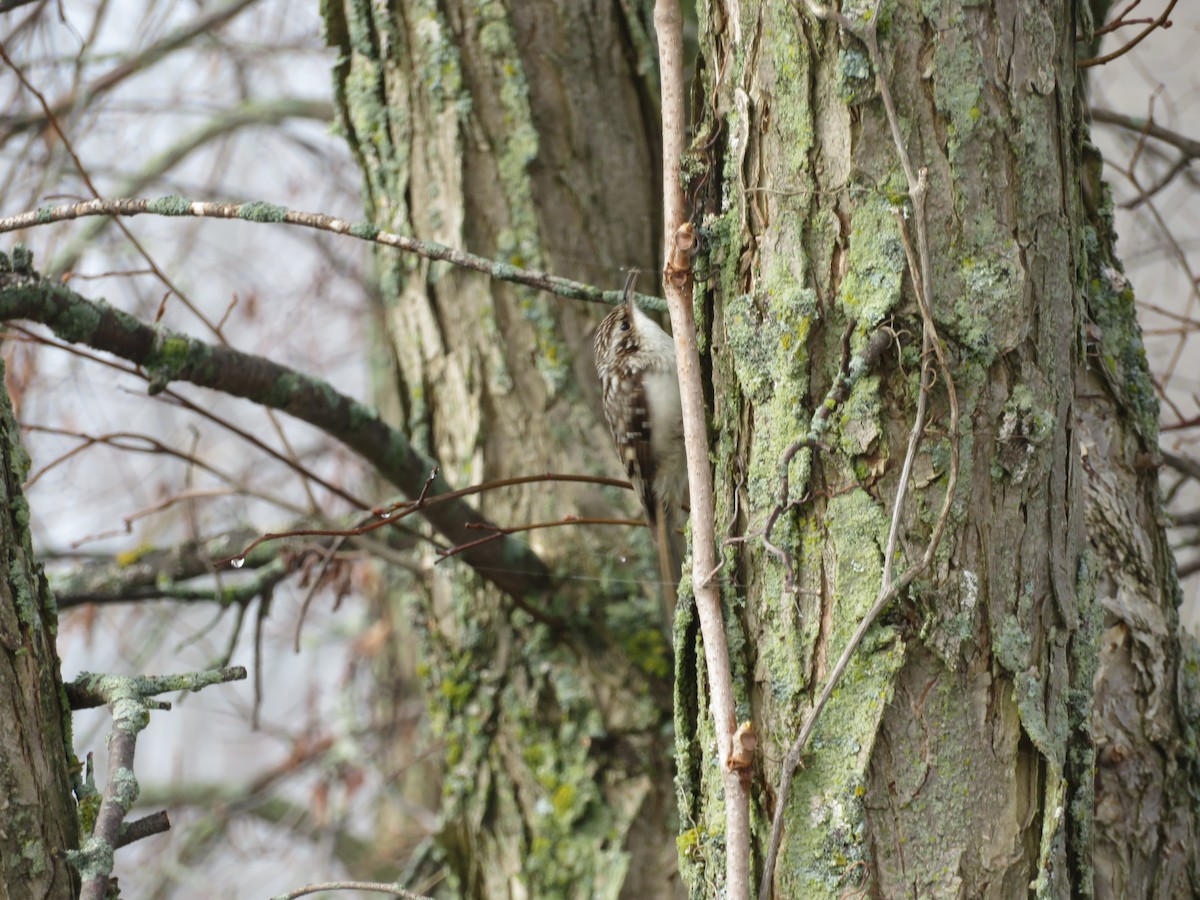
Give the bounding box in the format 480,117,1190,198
654,501,685,637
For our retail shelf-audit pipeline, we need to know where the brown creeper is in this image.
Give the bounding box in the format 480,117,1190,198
594,270,688,601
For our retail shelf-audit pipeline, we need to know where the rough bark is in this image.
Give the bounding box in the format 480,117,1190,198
1076,141,1200,900
0,349,79,898
685,1,1199,899
325,1,682,896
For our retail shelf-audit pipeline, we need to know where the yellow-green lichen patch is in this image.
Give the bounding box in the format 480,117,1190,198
927,14,987,158
953,245,1024,365
725,293,779,405
775,489,903,895
837,194,906,327
411,0,464,111
471,4,569,391
762,3,817,179
782,649,902,895
826,490,888,640
833,374,882,458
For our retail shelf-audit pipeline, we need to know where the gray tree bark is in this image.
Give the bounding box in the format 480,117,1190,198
0,350,79,899
325,2,682,896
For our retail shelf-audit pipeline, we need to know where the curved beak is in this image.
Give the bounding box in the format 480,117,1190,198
623,268,639,313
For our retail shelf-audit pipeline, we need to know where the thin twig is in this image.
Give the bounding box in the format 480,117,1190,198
228,473,632,564
271,881,432,900
0,197,668,312
1077,0,1178,68
654,1,750,898
0,47,222,335
1090,107,1200,159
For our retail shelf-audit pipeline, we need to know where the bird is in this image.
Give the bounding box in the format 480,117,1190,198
593,270,689,626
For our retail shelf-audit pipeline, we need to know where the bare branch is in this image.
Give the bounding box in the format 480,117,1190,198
1091,107,1200,158
654,1,750,897
0,0,265,141
1077,0,1178,68
46,98,334,276
272,881,432,900
114,811,171,849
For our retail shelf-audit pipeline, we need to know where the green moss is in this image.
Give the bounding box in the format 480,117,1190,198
146,194,191,216
147,334,215,394
156,336,191,367
10,556,38,631
837,46,873,104
952,248,1023,365
348,221,379,240
551,783,577,817
51,293,102,344
1083,244,1159,442
12,244,33,273
439,677,472,710
837,195,906,327
238,201,288,223
619,624,671,680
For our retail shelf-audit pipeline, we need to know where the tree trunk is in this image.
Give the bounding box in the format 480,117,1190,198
0,350,79,898
325,2,682,896
687,2,1200,898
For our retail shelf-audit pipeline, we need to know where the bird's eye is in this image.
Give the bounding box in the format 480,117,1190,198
620,321,630,332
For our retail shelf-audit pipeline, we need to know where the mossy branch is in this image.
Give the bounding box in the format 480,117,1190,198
0,254,553,597
65,666,247,900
